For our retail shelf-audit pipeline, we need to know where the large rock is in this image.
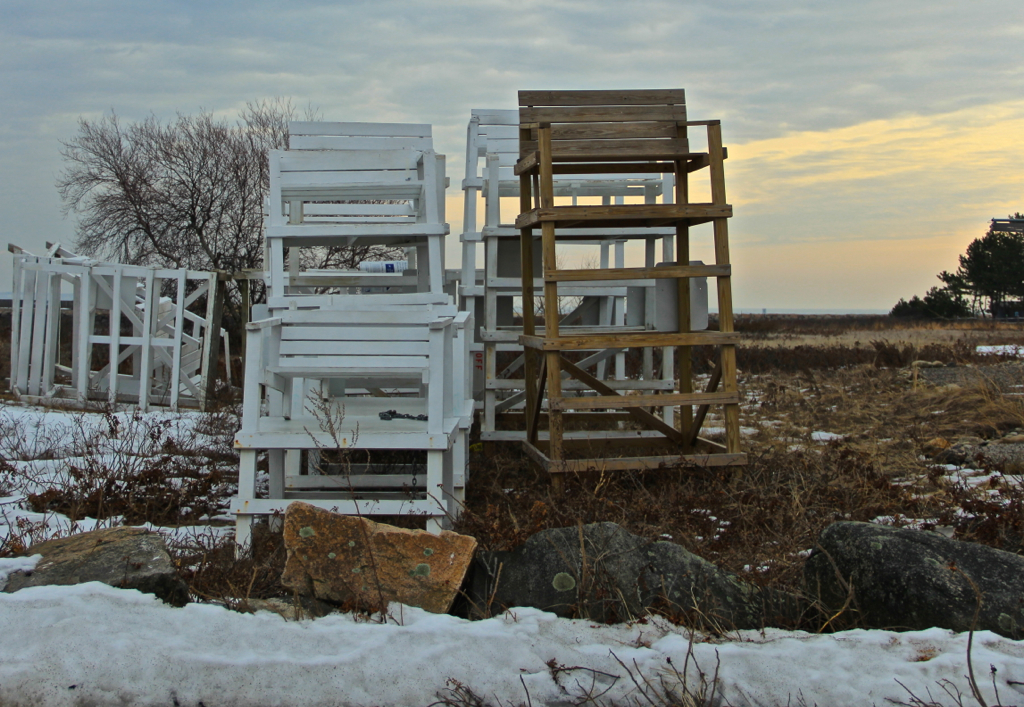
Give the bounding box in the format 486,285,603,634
3,526,188,606
805,521,1024,637
281,502,477,614
467,522,800,628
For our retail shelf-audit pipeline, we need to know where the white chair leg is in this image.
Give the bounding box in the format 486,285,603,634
426,449,444,533
268,449,285,532
442,447,454,530
235,449,258,557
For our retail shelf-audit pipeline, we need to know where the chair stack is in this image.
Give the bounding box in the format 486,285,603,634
459,108,707,445
233,123,473,550
9,242,227,411
513,89,746,480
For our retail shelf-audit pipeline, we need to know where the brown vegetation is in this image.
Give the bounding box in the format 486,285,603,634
4,315,1024,626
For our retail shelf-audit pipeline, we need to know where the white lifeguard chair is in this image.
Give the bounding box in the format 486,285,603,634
233,122,472,551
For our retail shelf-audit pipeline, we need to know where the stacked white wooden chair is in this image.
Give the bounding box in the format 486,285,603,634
9,243,227,411
265,122,448,304
458,110,698,442
233,122,472,550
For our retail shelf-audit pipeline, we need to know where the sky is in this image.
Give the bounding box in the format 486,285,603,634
1,0,1022,312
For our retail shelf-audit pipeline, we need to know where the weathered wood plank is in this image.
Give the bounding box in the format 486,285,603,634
550,390,739,411
519,90,686,107
549,453,747,473
520,105,688,124
535,122,681,141
546,264,729,282
515,204,732,228
520,137,688,156
559,358,684,443
520,331,741,350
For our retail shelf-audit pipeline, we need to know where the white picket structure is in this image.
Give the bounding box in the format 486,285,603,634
233,123,471,550
9,243,227,411
458,110,700,440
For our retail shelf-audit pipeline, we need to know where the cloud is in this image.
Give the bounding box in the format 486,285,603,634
1,0,1021,308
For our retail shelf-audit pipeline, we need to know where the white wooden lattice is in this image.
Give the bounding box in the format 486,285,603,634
9,244,228,411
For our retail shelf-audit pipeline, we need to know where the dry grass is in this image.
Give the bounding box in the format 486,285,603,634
5,314,1024,624
458,318,1024,626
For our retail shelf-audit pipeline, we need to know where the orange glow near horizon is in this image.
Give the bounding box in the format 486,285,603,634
445,101,1024,310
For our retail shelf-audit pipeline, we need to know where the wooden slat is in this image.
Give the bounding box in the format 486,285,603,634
282,326,428,342
515,204,732,227
520,139,690,161
289,121,431,138
546,264,729,282
276,355,428,369
278,150,422,171
520,105,687,124
559,358,684,444
552,453,747,473
550,162,677,175
519,90,686,107
550,390,739,411
540,122,681,141
288,135,433,151
520,331,741,350
278,169,424,188
280,340,429,357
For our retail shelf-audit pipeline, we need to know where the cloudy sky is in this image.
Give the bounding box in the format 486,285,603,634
2,0,1022,311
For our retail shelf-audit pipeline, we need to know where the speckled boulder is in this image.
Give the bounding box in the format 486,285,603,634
467,522,800,627
281,502,477,614
805,521,1024,637
4,526,188,606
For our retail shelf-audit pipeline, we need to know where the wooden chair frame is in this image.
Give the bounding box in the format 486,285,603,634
458,109,694,444
514,89,746,478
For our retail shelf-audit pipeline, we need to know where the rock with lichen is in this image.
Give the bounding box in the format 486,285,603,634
466,522,800,628
280,502,477,614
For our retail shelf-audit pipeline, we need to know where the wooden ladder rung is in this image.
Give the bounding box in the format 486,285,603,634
548,390,740,411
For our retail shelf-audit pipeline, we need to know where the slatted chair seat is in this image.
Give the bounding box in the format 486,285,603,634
514,90,728,230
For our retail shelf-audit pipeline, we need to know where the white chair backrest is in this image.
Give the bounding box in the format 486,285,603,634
288,121,433,151
270,308,454,374
269,122,444,226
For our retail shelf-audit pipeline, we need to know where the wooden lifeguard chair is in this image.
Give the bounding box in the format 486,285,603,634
514,89,746,477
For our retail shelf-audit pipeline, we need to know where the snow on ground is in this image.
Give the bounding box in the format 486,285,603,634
0,400,235,550
1,583,1023,707
977,344,1024,356
5,402,1024,705
810,431,844,442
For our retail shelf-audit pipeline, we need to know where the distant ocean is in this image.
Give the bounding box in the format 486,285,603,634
728,308,890,315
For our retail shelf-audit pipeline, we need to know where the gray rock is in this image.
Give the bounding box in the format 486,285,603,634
805,521,1024,638
4,526,189,606
241,596,337,620
466,522,801,629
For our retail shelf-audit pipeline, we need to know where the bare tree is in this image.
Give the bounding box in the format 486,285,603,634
56,99,403,312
